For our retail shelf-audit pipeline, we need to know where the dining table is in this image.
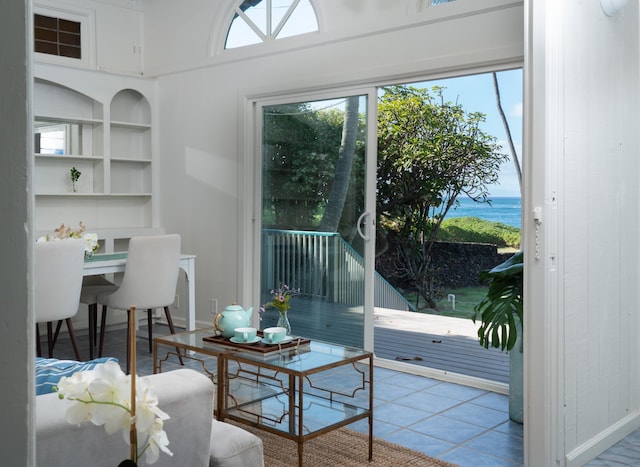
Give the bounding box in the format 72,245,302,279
83,252,197,332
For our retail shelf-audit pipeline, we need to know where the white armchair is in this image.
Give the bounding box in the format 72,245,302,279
36,368,264,467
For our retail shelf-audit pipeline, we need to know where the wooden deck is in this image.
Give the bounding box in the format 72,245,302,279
260,297,509,385
374,309,509,384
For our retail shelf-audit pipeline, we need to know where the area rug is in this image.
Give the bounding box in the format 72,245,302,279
232,422,458,467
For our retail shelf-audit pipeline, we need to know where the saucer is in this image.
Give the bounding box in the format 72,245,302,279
230,336,261,345
261,336,294,345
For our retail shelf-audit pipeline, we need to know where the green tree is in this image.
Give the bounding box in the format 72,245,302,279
262,101,365,236
262,103,340,229
318,96,360,232
377,85,507,308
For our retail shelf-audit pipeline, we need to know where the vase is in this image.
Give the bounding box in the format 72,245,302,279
509,318,523,424
277,310,292,336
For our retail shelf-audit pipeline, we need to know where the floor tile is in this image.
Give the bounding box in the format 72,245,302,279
410,414,487,444
462,429,524,463
440,446,522,467
471,391,510,412
373,380,418,401
494,419,524,439
372,366,400,381
425,381,488,401
380,371,440,390
441,401,510,428
381,428,456,458
393,390,461,414
374,401,433,427
349,418,400,438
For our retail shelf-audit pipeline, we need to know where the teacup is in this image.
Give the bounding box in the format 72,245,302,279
233,327,257,342
263,326,287,343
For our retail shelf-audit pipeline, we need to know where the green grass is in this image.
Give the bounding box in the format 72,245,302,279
438,216,520,249
404,286,489,320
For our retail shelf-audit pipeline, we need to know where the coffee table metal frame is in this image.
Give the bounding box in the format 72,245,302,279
153,328,373,466
153,328,234,418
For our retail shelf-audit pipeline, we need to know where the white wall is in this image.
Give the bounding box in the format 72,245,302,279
34,0,143,75
525,0,640,465
1,0,33,464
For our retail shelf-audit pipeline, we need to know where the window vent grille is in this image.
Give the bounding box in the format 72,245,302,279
34,14,81,59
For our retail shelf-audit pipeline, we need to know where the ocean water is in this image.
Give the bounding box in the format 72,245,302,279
444,196,522,228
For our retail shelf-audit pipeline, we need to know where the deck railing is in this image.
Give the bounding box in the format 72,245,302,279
262,229,415,311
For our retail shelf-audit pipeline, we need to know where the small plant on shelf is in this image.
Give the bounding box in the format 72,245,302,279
70,166,81,192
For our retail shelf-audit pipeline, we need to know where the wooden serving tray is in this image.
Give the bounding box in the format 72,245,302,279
203,331,310,353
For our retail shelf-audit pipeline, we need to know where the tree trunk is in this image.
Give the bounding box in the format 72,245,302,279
318,96,359,232
492,72,522,197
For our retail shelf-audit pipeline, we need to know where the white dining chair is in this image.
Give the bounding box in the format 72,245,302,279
97,233,184,373
35,238,86,361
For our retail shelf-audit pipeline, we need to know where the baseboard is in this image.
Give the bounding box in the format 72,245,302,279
565,412,640,467
374,356,509,394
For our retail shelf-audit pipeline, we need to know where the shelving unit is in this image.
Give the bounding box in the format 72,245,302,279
33,73,156,245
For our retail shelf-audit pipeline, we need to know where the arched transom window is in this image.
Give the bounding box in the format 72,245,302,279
225,0,318,50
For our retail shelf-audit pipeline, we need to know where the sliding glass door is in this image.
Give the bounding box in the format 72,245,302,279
258,92,375,349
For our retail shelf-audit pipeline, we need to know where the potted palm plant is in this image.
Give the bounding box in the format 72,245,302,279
473,250,523,423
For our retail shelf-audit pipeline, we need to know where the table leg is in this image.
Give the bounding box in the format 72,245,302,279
296,373,303,466
88,304,95,360
290,373,296,434
216,355,225,421
369,357,374,461
180,257,196,331
298,441,304,467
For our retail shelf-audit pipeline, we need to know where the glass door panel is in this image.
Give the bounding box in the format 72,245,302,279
260,95,368,348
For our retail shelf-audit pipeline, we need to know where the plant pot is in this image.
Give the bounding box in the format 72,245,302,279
509,319,523,423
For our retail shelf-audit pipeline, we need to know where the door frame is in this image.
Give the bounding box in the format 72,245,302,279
240,85,379,351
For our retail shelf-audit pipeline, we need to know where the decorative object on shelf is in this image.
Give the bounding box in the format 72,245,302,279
259,284,301,336
213,303,254,338
70,166,81,192
54,307,173,465
37,221,100,257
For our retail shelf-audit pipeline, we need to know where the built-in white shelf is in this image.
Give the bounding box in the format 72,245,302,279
33,74,154,235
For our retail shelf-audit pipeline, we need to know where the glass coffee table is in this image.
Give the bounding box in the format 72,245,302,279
153,328,373,466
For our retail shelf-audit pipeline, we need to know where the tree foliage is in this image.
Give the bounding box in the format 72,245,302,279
318,96,360,232
262,102,365,234
377,85,508,307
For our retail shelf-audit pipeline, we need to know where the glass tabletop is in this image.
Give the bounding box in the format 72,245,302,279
155,328,372,372
154,327,237,354
225,337,372,374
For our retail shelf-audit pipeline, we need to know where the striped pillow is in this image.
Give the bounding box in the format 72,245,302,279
35,357,119,396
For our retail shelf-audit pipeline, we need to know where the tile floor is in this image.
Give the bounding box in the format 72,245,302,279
43,323,640,466
349,367,524,466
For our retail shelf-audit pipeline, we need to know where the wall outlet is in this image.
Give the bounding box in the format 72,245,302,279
210,298,218,315
174,294,179,309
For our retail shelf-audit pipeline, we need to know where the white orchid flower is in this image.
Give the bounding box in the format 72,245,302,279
55,361,171,465
81,232,99,253
141,418,173,464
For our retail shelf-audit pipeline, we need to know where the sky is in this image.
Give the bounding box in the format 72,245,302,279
417,69,524,198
